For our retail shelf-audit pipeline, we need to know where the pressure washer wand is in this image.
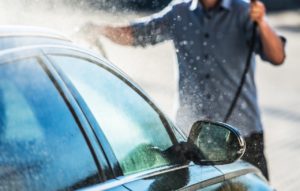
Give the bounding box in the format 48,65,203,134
224,0,258,123
73,23,108,59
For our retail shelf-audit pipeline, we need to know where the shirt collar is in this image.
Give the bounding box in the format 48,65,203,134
189,0,232,11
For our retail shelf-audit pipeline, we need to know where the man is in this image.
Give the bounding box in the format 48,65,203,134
82,0,286,180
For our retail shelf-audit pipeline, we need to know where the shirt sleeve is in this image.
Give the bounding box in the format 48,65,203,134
130,4,174,47
244,14,286,62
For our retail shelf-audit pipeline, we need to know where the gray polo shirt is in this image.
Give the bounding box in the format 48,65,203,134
131,0,283,136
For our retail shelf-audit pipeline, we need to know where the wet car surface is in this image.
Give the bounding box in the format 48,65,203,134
0,26,273,191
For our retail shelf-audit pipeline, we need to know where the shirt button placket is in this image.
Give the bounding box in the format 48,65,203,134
204,33,210,39
203,53,209,63
203,30,212,103
203,33,209,46
205,73,210,79
203,31,210,62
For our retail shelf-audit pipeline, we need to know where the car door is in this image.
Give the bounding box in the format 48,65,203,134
0,48,116,190
209,162,273,191
44,46,226,190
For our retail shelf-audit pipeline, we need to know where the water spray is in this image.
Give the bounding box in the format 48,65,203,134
73,24,108,59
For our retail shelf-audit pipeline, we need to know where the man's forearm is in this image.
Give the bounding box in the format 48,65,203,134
258,20,286,65
98,25,134,46
250,1,285,65
80,22,135,46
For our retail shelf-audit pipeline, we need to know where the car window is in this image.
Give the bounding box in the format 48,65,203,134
50,55,176,176
0,58,100,190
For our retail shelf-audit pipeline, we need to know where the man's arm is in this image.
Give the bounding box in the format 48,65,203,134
102,25,134,46
81,3,174,47
81,23,134,46
250,1,286,65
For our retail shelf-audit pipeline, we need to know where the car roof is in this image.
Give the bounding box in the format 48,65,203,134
0,25,69,40
0,25,72,50
0,25,122,78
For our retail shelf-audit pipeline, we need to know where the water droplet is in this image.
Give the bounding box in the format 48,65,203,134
180,40,188,46
177,15,182,21
241,102,247,109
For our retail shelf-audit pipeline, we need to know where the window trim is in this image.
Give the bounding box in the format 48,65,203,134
46,54,123,177
39,54,110,180
0,48,109,183
81,164,190,191
42,46,181,177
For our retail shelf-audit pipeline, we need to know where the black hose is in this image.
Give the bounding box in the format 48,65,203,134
224,22,257,123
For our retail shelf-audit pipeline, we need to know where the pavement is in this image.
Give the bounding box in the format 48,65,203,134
257,11,300,190
0,2,299,190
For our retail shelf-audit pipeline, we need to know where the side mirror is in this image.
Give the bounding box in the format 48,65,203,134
188,120,246,165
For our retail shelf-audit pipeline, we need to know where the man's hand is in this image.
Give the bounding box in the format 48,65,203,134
80,22,98,34
77,22,103,44
250,1,266,24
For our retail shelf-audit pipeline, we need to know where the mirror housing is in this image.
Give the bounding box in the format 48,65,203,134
188,120,246,165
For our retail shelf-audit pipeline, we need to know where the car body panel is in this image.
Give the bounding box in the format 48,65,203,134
215,161,263,180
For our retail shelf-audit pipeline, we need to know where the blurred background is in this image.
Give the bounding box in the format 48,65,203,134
0,0,299,190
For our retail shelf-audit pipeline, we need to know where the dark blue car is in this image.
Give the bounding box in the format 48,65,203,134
0,26,273,191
